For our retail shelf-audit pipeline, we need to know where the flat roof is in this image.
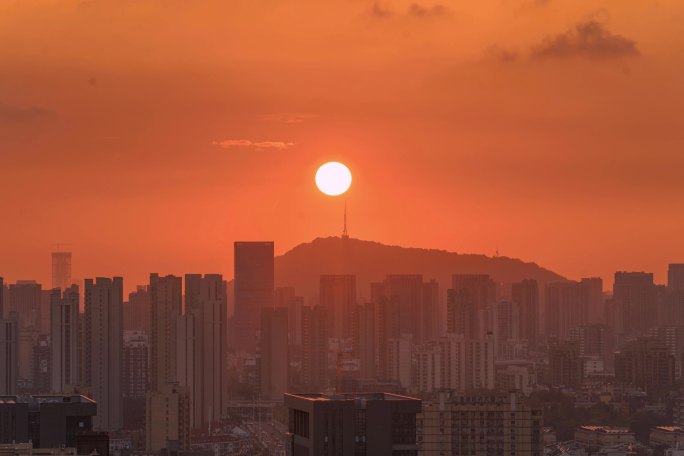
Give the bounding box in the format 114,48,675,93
285,392,420,402
0,394,95,405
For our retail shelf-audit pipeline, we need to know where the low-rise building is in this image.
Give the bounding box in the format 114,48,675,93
574,425,635,451
651,426,684,448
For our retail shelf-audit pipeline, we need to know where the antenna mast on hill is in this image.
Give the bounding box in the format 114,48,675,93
342,201,349,240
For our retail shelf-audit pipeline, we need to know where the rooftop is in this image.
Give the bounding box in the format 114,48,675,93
0,394,95,405
285,392,419,402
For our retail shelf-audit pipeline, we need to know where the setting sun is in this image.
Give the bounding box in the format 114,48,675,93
315,162,352,196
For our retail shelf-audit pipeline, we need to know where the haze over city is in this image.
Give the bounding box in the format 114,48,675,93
3,2,684,456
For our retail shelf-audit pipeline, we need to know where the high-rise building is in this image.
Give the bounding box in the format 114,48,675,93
185,274,227,427
84,277,123,432
447,288,478,339
614,337,676,390
145,384,191,453
122,330,148,431
545,282,584,339
372,275,429,342
387,336,413,388
149,274,182,391
233,242,274,353
614,272,657,335
301,305,328,390
512,279,539,348
416,341,442,393
352,303,375,380
175,314,194,390
669,264,684,292
568,324,615,367
259,307,289,401
422,279,440,340
9,280,43,331
480,300,519,356
0,313,19,395
50,285,79,393
320,275,356,340
275,287,303,345
375,295,400,380
580,277,604,325
285,392,421,456
547,340,584,387
123,286,150,333
418,391,543,456
51,252,72,291
0,277,19,395
32,335,50,393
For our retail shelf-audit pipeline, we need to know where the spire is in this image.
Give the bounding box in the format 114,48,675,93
342,201,349,239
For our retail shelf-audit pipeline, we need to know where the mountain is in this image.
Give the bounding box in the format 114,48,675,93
273,236,565,300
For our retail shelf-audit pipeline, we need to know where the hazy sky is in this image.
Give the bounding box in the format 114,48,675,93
1,0,683,290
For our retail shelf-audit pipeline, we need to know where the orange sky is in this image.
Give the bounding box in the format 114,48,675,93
1,0,683,291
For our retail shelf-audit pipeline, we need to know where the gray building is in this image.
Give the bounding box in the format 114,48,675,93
0,394,96,448
285,392,421,456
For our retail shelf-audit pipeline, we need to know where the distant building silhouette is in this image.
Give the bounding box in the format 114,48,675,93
275,286,303,345
50,285,80,393
547,340,584,387
669,264,684,292
301,305,328,390
149,274,182,391
259,307,289,400
0,279,19,395
512,279,539,348
123,285,150,333
615,336,676,390
185,274,227,428
84,277,123,431
352,303,375,380
320,275,356,340
233,242,274,353
614,272,657,335
51,252,72,291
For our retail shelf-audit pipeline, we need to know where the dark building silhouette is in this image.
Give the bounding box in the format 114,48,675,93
123,285,150,332
285,392,421,456
259,307,289,400
547,340,584,387
233,242,274,353
301,305,328,390
149,274,182,391
84,277,123,431
32,335,50,393
375,295,400,380
371,275,432,342
184,274,227,427
0,394,96,447
512,279,539,349
669,264,684,292
0,277,19,395
50,285,79,393
446,274,495,340
352,303,375,380
614,272,657,335
51,252,72,291
275,286,303,345
615,337,676,390
320,275,356,340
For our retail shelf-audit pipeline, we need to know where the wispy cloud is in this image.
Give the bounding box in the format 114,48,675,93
257,113,316,124
0,104,57,124
212,139,295,150
532,20,639,59
371,2,449,20
408,3,449,18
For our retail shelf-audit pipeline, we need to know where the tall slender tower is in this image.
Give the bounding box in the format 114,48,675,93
84,277,123,431
149,274,182,391
50,285,80,392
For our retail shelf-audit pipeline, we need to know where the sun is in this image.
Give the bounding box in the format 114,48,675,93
315,162,352,196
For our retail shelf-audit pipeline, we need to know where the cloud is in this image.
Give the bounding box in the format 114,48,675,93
371,2,393,19
212,139,295,150
0,104,57,123
487,46,520,63
257,113,316,124
408,3,449,18
532,20,639,59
